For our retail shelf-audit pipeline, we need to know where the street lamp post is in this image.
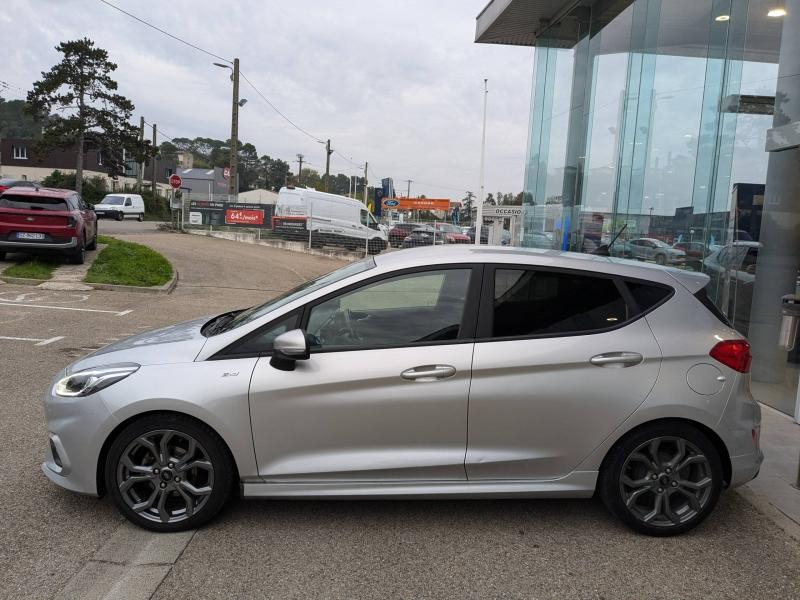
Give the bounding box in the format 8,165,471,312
214,58,241,198
475,79,488,246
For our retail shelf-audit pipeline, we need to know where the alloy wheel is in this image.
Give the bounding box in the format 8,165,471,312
619,436,713,527
116,429,214,524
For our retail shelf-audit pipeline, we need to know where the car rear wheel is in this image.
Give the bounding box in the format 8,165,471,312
105,413,234,532
69,237,86,265
599,422,723,536
0,251,5,261
86,232,97,251
138,213,144,222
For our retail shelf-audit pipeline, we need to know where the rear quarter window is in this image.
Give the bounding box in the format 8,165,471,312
625,281,674,313
0,194,69,211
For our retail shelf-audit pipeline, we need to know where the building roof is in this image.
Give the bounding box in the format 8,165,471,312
237,188,279,204
178,168,221,180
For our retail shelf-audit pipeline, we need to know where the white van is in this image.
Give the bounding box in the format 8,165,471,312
94,194,146,221
274,187,388,253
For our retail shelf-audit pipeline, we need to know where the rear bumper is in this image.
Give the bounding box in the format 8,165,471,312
730,450,764,487
0,237,78,251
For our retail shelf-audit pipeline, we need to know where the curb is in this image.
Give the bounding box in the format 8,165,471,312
735,485,800,542
185,228,362,262
0,270,179,294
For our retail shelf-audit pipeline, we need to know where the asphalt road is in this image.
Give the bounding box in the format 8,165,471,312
1,222,798,599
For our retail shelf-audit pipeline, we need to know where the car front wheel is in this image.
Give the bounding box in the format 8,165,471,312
599,422,723,536
105,413,235,532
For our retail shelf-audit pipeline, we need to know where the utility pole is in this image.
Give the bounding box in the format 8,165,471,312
296,154,304,186
324,139,333,192
137,116,144,191
151,123,157,198
405,179,412,198
475,78,488,246
363,162,369,206
228,58,240,197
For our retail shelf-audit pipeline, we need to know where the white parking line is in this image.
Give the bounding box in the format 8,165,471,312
0,302,131,316
0,335,65,346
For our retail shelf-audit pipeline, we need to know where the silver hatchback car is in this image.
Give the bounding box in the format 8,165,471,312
43,246,762,536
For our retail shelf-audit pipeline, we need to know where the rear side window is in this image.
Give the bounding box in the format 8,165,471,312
491,269,628,337
694,287,732,327
0,194,68,211
626,281,673,312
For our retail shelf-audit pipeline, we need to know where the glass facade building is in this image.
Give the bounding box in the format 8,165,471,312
476,0,800,417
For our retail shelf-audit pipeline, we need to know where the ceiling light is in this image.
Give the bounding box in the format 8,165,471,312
715,14,730,21
767,7,787,17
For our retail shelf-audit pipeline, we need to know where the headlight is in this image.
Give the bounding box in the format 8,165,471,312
55,364,140,397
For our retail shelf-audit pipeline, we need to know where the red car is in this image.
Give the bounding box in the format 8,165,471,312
0,187,98,264
435,222,471,243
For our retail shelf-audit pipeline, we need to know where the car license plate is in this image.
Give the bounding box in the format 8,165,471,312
16,232,46,240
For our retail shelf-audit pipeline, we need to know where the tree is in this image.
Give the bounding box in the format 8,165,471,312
485,192,495,205
0,98,43,138
462,191,475,219
26,38,145,195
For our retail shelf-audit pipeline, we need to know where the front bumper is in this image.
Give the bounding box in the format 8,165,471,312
42,380,118,496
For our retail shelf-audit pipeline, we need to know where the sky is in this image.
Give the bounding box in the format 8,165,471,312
2,0,534,200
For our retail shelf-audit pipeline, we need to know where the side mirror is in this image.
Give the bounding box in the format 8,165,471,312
270,329,310,371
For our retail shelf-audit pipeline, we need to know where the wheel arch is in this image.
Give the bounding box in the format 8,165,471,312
598,417,732,488
95,410,241,497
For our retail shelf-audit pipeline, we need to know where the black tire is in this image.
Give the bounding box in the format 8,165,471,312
86,231,97,251
599,422,723,536
138,213,144,222
116,211,124,221
655,254,666,265
367,239,383,255
69,237,86,265
104,413,235,532
0,251,5,261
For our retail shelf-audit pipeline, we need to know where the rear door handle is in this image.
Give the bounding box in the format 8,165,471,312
590,352,644,368
401,364,456,382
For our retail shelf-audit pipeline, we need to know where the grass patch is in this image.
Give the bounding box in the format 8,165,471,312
2,257,60,280
85,235,173,287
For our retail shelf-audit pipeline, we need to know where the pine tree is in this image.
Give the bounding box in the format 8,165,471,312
26,38,146,195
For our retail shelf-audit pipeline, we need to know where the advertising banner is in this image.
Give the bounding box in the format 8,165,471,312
381,198,451,211
188,200,274,228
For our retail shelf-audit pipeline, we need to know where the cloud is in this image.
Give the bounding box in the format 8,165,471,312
3,0,532,199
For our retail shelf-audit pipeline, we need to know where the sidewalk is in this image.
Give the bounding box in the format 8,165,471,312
739,403,800,539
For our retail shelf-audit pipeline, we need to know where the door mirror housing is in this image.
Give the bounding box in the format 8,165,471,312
270,329,311,371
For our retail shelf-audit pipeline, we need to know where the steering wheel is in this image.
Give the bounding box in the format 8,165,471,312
342,308,361,341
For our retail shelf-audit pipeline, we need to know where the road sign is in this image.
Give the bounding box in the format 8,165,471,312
223,166,231,180
169,174,182,189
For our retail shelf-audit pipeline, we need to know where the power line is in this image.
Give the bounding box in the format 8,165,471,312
239,72,323,144
97,0,232,64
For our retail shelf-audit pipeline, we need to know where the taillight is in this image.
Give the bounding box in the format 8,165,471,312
710,340,751,373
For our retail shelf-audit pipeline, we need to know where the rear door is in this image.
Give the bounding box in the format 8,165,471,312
466,265,664,480
248,264,481,481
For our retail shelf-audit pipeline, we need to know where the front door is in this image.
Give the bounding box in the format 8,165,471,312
466,266,663,480
249,265,479,481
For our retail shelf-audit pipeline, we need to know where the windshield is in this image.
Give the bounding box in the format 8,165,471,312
653,240,671,248
100,196,125,205
212,257,376,334
436,223,460,233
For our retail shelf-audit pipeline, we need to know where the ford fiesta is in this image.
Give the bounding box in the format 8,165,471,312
43,246,762,535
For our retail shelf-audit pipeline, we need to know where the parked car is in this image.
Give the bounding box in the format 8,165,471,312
94,194,145,221
629,238,686,265
672,241,708,270
401,226,445,248
608,239,635,259
434,222,471,244
703,241,761,334
273,187,387,254
0,186,97,264
0,178,38,194
43,246,761,536
388,222,420,247
466,225,511,245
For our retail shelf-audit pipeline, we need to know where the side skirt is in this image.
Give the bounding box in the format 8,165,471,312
241,471,598,500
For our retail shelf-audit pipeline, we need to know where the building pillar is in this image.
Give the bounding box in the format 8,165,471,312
749,5,800,384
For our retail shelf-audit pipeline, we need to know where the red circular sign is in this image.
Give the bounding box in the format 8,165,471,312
169,174,182,189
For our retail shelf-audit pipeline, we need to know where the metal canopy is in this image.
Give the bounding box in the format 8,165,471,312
475,0,580,46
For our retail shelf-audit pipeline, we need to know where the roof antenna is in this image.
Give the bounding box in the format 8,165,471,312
591,223,627,257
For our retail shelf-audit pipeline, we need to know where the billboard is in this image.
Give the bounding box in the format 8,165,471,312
381,197,451,211
188,200,274,228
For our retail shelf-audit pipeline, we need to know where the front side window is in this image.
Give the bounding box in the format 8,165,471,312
225,312,299,356
360,209,368,226
125,198,133,206
306,268,472,350
491,269,628,338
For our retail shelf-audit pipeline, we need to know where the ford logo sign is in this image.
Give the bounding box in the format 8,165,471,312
384,199,399,207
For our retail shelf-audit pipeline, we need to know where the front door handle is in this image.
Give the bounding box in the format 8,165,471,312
590,352,644,368
401,364,456,382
